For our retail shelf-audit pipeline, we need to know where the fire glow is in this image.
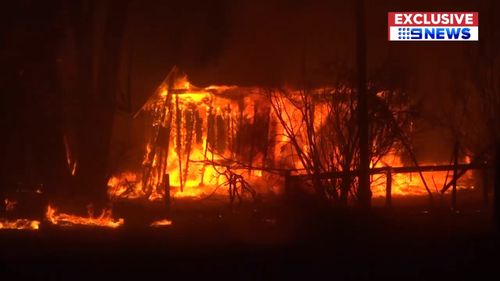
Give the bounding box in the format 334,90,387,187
46,205,124,228
107,70,474,203
0,219,40,230
150,219,173,227
108,70,265,202
0,72,477,230
371,154,473,197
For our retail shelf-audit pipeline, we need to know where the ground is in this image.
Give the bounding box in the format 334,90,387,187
0,197,498,280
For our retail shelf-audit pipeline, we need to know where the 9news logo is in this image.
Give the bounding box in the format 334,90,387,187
388,12,478,41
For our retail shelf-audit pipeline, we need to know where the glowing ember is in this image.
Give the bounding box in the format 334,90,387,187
0,219,40,230
150,219,173,227
4,198,17,211
46,205,124,228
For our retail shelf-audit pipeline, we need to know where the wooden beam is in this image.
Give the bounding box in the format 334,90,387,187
292,163,486,180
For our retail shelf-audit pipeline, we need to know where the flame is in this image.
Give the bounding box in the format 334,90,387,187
0,219,40,230
46,205,124,228
108,75,249,201
109,73,476,203
370,153,474,197
205,85,237,91
150,219,172,227
174,75,191,90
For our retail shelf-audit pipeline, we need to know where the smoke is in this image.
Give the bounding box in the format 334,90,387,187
125,0,355,101
120,0,495,161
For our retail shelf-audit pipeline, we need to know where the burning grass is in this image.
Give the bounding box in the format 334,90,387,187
46,205,124,228
0,219,40,230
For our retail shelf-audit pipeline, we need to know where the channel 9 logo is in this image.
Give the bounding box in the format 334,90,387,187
388,12,478,41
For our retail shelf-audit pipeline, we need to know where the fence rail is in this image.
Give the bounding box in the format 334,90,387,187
284,162,491,208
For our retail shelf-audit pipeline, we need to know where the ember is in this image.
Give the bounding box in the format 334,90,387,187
4,198,17,211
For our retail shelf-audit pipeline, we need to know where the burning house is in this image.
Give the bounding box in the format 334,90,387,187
106,65,479,207
1,1,499,279
1,63,482,230
108,67,279,203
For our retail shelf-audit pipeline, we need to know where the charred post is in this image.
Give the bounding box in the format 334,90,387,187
483,168,489,208
495,143,500,229
163,173,170,212
386,169,392,208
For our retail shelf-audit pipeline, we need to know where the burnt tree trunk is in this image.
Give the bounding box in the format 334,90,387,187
0,2,71,200
340,168,351,205
483,168,489,208
356,0,371,208
452,142,459,210
63,1,129,208
386,169,392,208
495,142,500,229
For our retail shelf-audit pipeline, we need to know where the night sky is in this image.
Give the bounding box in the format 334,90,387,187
1,0,493,103
115,0,492,112
0,0,497,183
120,0,496,162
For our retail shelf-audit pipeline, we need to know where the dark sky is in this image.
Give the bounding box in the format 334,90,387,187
1,0,493,112
120,0,495,162
0,0,496,176
123,0,485,92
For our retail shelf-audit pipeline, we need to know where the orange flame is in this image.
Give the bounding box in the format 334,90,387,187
108,76,249,201
0,219,40,230
371,153,474,197
46,205,124,228
150,219,173,227
109,73,476,202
